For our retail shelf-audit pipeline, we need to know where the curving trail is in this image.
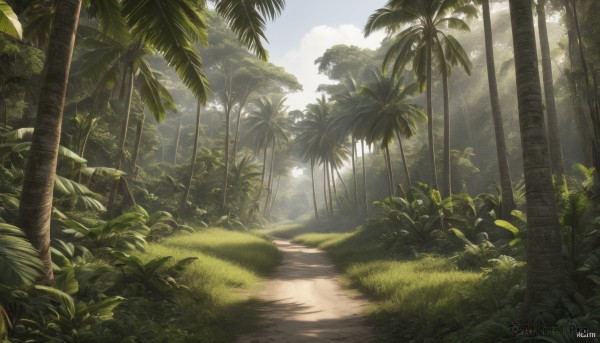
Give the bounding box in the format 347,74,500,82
239,239,373,343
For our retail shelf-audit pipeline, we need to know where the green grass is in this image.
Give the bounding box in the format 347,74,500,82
131,228,281,342
272,223,521,342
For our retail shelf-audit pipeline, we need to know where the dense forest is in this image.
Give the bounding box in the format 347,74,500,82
1,0,600,342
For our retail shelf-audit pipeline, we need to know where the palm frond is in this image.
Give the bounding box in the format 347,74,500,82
85,0,130,41
54,176,106,212
215,0,285,60
137,60,176,122
0,223,43,287
122,0,210,102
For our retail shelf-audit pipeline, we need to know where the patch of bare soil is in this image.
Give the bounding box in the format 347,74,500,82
238,240,373,343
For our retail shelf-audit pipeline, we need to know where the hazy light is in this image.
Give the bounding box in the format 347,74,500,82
291,167,305,178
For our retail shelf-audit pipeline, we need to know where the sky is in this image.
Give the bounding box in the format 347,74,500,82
264,0,387,111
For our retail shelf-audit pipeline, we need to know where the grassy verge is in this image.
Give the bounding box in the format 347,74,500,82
116,228,281,342
283,226,522,342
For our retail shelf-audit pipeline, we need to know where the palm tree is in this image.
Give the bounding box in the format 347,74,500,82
18,0,286,283
508,0,562,316
180,102,202,213
365,0,476,195
478,0,516,219
298,95,349,215
18,0,82,285
245,96,291,216
75,26,177,212
359,70,426,194
536,0,564,178
331,78,364,212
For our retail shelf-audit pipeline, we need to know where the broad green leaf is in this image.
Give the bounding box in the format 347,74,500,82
33,285,75,319
0,127,34,141
0,1,22,40
12,142,87,164
0,223,43,286
494,220,519,235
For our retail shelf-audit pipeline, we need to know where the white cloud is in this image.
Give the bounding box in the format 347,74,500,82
273,24,385,111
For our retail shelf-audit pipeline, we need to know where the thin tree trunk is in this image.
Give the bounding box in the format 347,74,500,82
352,137,358,210
441,61,451,199
564,0,592,165
335,167,350,199
18,0,82,285
256,145,268,203
108,69,134,214
426,37,438,189
221,105,232,212
482,0,517,219
180,102,201,213
264,141,276,216
311,158,319,219
232,94,251,165
326,161,333,216
571,1,600,175
269,175,281,214
537,0,565,178
78,113,95,160
384,145,395,196
322,163,330,215
361,140,368,216
1,84,6,127
331,163,342,210
232,105,242,166
395,130,412,187
172,115,183,165
131,109,145,177
508,0,563,316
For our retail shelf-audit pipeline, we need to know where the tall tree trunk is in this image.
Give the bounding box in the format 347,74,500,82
263,141,276,216
361,140,368,216
482,0,517,219
180,103,201,213
564,0,592,166
508,0,563,317
131,110,145,177
231,105,242,166
108,69,134,214
352,137,358,210
1,84,6,127
384,145,395,196
335,167,350,199
395,131,412,187
441,62,451,198
426,37,438,189
326,161,333,216
221,105,232,212
172,115,183,165
256,145,268,203
269,175,281,214
537,0,565,178
323,163,330,215
232,94,250,165
18,0,82,285
331,163,342,210
570,1,600,175
311,158,319,219
78,113,95,160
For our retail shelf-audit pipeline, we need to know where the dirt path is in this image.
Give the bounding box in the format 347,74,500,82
238,239,373,343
